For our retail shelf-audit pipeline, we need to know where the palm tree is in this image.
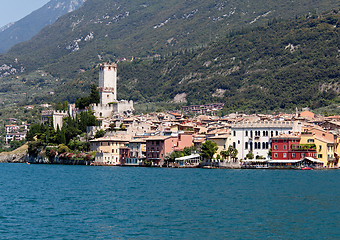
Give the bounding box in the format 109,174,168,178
220,150,228,162
226,145,238,162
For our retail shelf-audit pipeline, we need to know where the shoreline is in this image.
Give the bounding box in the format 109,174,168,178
1,161,338,170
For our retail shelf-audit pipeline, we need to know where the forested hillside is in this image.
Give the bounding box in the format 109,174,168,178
59,10,340,112
2,0,340,75
0,0,339,112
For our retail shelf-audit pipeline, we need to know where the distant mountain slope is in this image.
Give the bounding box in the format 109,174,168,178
55,10,339,112
0,0,86,53
3,0,340,76
0,1,339,113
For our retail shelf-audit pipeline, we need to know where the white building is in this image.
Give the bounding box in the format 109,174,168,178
91,63,134,118
231,121,302,160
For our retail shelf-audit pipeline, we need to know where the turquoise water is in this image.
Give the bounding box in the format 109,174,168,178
0,164,339,239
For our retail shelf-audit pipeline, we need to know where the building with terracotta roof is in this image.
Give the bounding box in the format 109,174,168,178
271,134,317,161
145,133,193,166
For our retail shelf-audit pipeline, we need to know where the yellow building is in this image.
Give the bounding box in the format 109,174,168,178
300,129,337,167
90,136,130,165
208,134,233,159
336,136,340,167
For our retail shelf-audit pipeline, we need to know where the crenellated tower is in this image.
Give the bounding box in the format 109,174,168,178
98,62,117,105
91,62,134,119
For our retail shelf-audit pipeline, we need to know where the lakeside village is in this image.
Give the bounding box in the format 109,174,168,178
6,63,340,169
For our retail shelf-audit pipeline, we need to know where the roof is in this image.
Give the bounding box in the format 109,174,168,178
90,137,130,142
271,134,300,139
314,136,335,144
129,138,146,143
168,112,182,117
208,134,230,139
146,136,173,141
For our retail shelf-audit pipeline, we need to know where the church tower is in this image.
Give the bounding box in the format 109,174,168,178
98,63,117,105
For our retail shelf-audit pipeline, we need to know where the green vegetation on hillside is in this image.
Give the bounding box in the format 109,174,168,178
0,1,339,113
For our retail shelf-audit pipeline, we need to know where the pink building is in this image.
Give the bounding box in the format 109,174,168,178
146,134,193,166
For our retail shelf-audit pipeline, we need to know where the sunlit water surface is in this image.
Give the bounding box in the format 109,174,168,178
0,164,339,239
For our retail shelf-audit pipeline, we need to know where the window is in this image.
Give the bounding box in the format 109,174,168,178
307,139,314,143
283,145,287,150
318,154,323,158
233,142,236,148
245,131,248,137
319,145,322,151
283,153,287,158
301,153,305,158
250,131,253,138
245,142,248,149
274,153,278,158
283,140,287,142
262,142,265,149
263,131,266,136
266,142,269,149
274,145,278,150
233,131,236,136
291,153,296,158
276,131,278,136
271,131,273,137
238,140,240,144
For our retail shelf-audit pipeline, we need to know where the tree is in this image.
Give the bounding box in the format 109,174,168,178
268,148,272,158
94,129,106,138
89,84,100,104
62,101,68,111
225,145,238,162
230,147,238,162
183,146,193,156
246,152,254,159
56,101,63,111
200,140,218,161
220,150,230,161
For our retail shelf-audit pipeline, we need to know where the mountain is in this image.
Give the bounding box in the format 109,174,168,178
0,0,339,112
0,0,86,53
3,0,340,74
65,10,339,112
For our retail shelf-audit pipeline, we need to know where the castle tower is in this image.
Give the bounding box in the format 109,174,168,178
99,63,117,105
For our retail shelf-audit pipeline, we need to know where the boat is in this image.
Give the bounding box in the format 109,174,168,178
301,166,313,170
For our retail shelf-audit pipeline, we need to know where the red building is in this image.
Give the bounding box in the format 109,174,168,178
119,147,131,165
271,134,317,160
146,133,193,166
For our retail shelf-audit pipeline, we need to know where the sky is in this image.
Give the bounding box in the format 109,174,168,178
0,0,50,27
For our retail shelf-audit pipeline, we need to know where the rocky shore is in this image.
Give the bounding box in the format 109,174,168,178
0,144,28,163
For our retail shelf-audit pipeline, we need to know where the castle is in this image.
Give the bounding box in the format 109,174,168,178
90,63,134,118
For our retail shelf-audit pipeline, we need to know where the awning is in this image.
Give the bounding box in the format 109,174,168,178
304,157,323,164
268,160,302,164
175,154,201,161
242,160,268,163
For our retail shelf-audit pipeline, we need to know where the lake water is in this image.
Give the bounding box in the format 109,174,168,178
0,164,339,239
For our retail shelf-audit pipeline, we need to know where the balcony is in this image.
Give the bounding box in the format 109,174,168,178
290,144,316,151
